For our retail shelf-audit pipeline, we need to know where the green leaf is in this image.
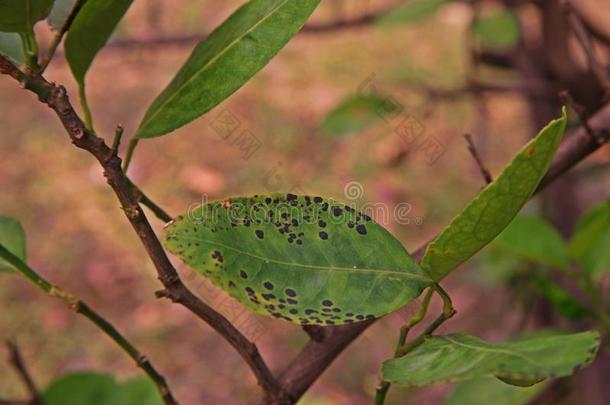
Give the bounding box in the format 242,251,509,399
120,377,164,405
64,0,133,85
382,331,599,387
43,372,121,405
0,32,24,64
376,0,448,26
47,0,75,31
445,377,546,405
421,109,567,281
163,193,431,325
0,215,26,273
321,94,386,137
569,201,610,278
135,0,321,139
473,9,520,50
43,372,162,405
0,0,54,33
534,275,591,320
493,215,570,272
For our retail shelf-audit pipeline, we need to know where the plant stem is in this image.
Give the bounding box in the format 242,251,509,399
112,125,124,154
6,341,43,405
0,244,177,405
19,30,39,71
375,288,433,405
40,0,87,73
78,84,94,131
375,285,455,405
123,138,140,173
128,178,173,223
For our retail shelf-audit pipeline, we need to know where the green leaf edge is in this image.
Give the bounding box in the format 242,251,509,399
381,330,600,387
421,108,568,281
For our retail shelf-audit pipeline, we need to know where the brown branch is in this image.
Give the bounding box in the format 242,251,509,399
563,0,610,101
0,55,284,404
258,102,610,405
559,90,606,144
463,133,493,184
6,341,42,405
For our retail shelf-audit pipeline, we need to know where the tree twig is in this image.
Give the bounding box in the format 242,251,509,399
0,54,284,404
559,90,606,144
0,244,176,405
463,133,493,185
6,341,43,405
563,0,610,101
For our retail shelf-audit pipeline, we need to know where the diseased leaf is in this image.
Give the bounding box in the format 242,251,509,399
135,0,321,139
569,201,610,278
493,215,570,272
163,193,431,325
47,0,75,31
445,377,546,405
382,331,599,387
0,215,26,273
64,0,133,85
321,94,386,137
0,0,54,33
376,0,447,26
0,32,24,64
421,109,567,281
473,9,520,50
43,372,162,405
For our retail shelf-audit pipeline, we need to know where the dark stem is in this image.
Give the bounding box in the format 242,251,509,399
6,341,43,405
0,244,177,405
463,133,493,185
0,54,283,403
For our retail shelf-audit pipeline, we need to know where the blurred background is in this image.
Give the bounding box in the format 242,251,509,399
1,0,609,404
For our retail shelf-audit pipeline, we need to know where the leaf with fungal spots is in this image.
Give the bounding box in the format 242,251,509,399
163,194,431,325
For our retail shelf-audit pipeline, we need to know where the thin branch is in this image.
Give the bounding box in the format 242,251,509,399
0,244,176,405
563,0,610,101
0,54,284,404
463,133,493,184
375,288,434,405
40,0,86,73
129,179,173,223
559,90,606,144
6,341,43,405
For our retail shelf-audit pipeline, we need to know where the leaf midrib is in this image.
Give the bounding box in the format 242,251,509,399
440,336,539,366
176,236,430,281
139,0,290,132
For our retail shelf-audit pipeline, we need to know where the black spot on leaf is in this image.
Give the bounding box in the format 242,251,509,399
356,224,367,235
